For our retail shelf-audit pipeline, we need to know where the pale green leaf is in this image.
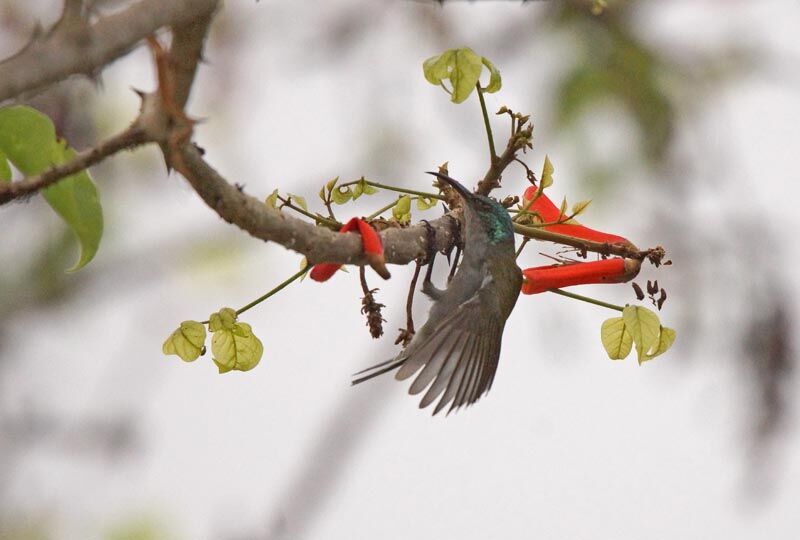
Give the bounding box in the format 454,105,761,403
43,145,103,271
541,155,554,189
422,49,455,86
211,322,263,373
416,196,437,210
209,307,237,332
326,176,339,191
600,316,633,360
331,185,352,205
422,48,484,104
266,189,280,209
352,180,364,200
448,48,484,104
571,199,591,216
622,305,662,364
559,196,568,218
287,193,307,211
0,105,104,271
362,181,378,195
481,57,502,93
0,149,10,182
163,320,207,362
392,194,412,224
642,326,677,363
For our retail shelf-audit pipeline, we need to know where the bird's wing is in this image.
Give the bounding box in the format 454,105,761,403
396,278,505,415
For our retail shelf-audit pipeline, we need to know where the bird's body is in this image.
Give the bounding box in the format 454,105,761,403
353,173,522,415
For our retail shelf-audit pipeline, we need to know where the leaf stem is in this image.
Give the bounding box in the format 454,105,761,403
476,84,497,162
366,198,405,220
548,288,625,312
340,179,444,201
236,266,309,317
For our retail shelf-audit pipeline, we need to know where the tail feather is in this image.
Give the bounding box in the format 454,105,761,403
351,357,406,386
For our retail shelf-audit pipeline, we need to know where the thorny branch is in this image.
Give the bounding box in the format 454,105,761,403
0,0,219,103
1,0,666,276
0,122,150,205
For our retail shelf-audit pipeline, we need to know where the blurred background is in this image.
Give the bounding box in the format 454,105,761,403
1,0,798,538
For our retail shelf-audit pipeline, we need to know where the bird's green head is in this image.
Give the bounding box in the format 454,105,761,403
427,172,515,245
469,193,515,244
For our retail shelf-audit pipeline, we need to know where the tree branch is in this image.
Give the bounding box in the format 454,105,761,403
0,122,150,205
0,0,219,103
173,142,459,266
476,121,532,196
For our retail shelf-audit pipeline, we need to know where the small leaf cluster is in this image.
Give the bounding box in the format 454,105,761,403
319,176,378,206
423,47,501,104
163,308,263,373
0,105,103,270
600,305,675,364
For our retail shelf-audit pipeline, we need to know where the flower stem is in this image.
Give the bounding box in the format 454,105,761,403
548,288,625,312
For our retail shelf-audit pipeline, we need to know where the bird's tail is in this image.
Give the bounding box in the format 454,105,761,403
351,356,407,386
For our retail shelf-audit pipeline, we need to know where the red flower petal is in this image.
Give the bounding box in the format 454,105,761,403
309,263,342,282
521,258,634,295
522,187,630,246
310,218,390,281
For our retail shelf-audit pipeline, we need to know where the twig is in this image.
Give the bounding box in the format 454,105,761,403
476,123,532,196
277,195,341,229
0,123,150,205
339,179,444,201
514,222,658,260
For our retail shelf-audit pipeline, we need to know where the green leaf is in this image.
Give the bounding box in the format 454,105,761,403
600,316,633,360
331,185,352,205
416,196,437,211
540,155,554,189
352,180,364,200
622,305,662,364
392,194,412,224
0,148,10,182
287,193,307,211
43,146,103,271
163,320,207,362
211,322,263,373
0,105,103,271
423,49,455,86
266,189,280,208
571,199,591,216
361,181,378,195
209,307,237,332
422,47,484,104
643,326,676,363
481,57,502,93
326,176,339,192
558,196,568,218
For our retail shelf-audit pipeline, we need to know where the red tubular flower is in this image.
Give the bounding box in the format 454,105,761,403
521,258,640,295
310,218,390,282
522,186,631,246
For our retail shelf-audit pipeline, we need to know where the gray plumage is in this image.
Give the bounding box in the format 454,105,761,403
353,173,522,415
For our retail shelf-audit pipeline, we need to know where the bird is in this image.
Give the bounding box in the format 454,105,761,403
353,172,522,415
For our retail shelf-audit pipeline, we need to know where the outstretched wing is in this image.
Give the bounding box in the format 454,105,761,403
352,276,506,415
398,291,504,415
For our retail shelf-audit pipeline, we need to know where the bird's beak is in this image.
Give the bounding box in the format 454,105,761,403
426,171,473,200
